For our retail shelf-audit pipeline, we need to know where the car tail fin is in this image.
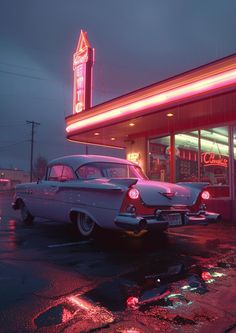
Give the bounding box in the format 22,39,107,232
108,178,138,188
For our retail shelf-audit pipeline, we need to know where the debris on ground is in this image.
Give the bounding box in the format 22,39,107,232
217,261,232,268
126,286,170,310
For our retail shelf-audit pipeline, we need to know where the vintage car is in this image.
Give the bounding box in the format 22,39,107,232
12,154,221,237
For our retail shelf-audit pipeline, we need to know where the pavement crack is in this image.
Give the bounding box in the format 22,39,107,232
33,282,98,300
224,322,236,333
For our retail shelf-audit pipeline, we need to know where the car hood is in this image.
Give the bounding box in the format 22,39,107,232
135,180,200,206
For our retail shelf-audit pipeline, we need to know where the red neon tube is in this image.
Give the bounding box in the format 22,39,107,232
66,68,236,133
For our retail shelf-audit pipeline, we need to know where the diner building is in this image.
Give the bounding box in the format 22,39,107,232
65,35,236,222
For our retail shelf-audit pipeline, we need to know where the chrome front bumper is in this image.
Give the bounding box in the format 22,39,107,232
114,211,221,232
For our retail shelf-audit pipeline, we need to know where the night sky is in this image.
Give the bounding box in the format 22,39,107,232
1,0,236,170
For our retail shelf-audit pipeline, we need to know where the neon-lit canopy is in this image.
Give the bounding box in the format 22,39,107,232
65,53,236,148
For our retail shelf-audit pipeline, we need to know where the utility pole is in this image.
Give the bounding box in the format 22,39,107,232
26,121,40,182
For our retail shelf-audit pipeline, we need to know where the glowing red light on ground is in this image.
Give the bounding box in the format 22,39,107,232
201,190,210,200
126,296,139,309
128,188,140,200
201,271,212,280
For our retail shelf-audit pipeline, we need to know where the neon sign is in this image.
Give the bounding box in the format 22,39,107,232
201,152,228,168
66,68,236,132
73,30,94,114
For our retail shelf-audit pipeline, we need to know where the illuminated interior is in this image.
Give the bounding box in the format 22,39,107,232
148,126,230,187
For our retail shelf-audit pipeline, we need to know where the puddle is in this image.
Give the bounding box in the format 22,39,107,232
83,264,187,312
34,303,76,328
81,262,226,314
0,219,27,250
84,280,126,312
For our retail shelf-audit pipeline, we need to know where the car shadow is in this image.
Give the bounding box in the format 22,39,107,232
92,229,170,254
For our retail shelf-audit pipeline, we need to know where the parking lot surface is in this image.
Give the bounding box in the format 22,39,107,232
0,191,236,333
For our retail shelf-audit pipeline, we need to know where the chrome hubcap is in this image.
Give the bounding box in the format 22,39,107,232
78,214,94,236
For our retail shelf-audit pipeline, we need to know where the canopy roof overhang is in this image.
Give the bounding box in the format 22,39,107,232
65,54,236,148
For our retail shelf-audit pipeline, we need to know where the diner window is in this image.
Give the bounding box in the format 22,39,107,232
148,126,230,198
175,131,199,182
148,136,170,182
200,127,229,186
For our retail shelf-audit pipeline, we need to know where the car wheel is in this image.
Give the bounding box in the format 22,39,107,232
76,213,96,237
20,201,34,225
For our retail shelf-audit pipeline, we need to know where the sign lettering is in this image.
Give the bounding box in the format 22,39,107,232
201,152,228,168
73,30,94,114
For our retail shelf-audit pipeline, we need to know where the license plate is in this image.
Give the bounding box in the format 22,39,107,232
163,213,182,226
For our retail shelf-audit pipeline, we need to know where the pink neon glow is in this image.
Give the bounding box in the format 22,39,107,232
68,295,114,322
68,296,92,311
201,152,228,168
66,68,236,133
73,30,93,114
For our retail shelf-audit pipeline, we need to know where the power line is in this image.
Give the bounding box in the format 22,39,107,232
0,140,28,149
0,69,50,81
0,61,44,73
0,122,28,128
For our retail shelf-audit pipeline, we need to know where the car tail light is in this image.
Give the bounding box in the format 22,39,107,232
128,188,140,200
126,204,136,213
201,190,210,200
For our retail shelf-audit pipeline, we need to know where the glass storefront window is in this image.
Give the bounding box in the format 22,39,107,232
234,127,236,197
148,126,230,198
148,136,170,182
175,131,199,182
200,127,229,186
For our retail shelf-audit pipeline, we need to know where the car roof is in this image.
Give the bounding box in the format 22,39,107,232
48,154,135,170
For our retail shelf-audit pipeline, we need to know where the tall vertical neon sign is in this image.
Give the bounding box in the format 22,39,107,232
73,30,94,113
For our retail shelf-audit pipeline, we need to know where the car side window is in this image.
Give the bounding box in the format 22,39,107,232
77,165,102,179
48,165,63,181
105,166,127,178
61,166,76,181
47,165,76,181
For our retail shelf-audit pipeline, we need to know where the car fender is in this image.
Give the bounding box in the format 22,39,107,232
69,207,99,226
12,195,22,210
13,194,27,209
69,205,122,230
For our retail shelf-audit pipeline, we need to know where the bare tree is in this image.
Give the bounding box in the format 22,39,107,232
33,156,48,180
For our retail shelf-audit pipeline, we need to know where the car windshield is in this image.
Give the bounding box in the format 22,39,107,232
76,162,148,180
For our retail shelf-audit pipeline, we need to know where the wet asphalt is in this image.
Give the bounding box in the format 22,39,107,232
0,191,236,333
